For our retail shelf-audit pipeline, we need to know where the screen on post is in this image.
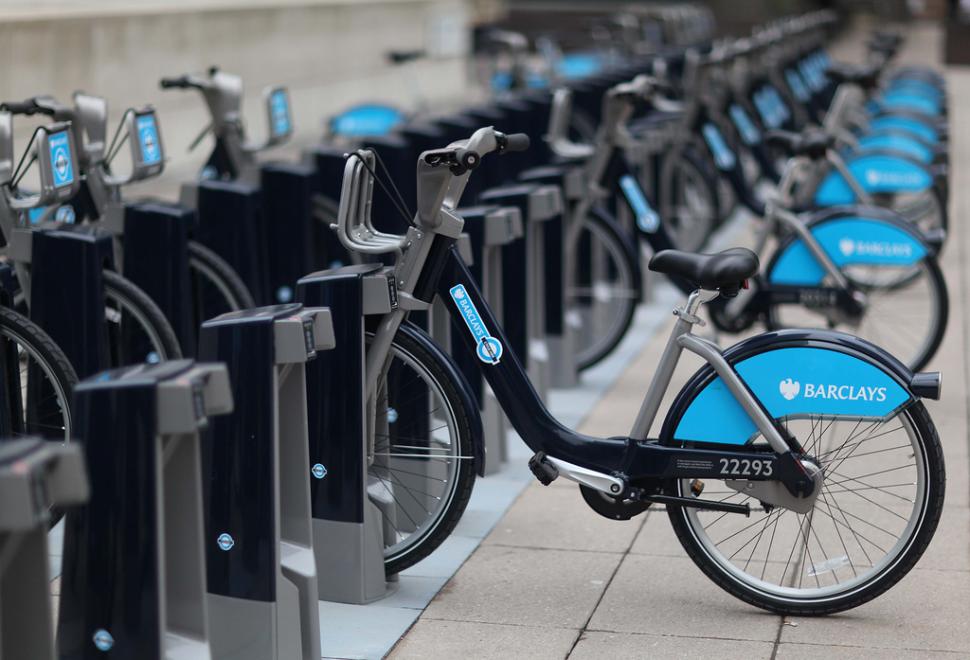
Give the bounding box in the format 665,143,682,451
136,112,163,166
48,130,74,189
268,88,292,140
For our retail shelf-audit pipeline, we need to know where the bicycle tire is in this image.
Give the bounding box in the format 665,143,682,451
0,305,76,440
371,328,477,576
0,306,78,527
102,270,183,363
569,213,642,372
187,240,256,310
766,254,948,373
658,145,720,252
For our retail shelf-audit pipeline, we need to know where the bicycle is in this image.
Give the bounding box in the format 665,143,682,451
42,92,256,319
725,21,949,238
158,68,292,185
545,74,948,374
334,126,945,615
0,105,182,366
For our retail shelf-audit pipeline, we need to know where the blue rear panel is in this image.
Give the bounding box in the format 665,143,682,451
814,153,933,205
674,347,911,444
868,116,938,144
856,133,932,163
329,104,406,137
768,216,927,286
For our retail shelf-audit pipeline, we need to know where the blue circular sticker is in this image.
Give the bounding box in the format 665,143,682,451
311,463,327,480
55,205,76,223
92,629,114,652
476,336,503,364
386,407,398,424
217,533,235,551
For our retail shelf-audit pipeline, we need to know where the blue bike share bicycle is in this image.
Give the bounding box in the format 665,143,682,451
332,126,945,615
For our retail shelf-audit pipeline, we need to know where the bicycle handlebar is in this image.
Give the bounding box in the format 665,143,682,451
1,100,40,116
386,50,426,65
498,132,530,153
0,98,54,117
159,75,197,90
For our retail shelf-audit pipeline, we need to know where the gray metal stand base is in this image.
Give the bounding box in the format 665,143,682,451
313,506,395,604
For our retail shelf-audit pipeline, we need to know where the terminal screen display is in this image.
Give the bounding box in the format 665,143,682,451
48,130,74,188
269,88,292,139
136,113,163,166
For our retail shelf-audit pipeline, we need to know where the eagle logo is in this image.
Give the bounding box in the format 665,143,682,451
779,378,800,401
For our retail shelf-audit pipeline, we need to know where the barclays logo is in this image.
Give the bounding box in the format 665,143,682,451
779,378,887,402
779,378,800,400
838,237,912,258
864,169,924,187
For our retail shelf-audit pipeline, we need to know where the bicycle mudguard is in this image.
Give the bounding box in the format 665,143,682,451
856,133,934,164
660,329,937,446
813,152,934,206
766,206,935,286
878,91,942,117
328,103,407,138
396,320,487,477
868,115,939,144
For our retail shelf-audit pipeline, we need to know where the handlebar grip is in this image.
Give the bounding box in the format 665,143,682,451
0,99,43,116
500,133,530,153
159,76,190,90
386,50,425,65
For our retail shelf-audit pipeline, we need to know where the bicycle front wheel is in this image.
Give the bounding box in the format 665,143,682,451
0,306,75,442
665,401,945,615
567,214,642,372
368,328,477,575
103,270,183,365
659,147,720,252
188,240,255,324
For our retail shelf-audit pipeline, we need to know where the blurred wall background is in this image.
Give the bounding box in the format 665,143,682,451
0,0,502,185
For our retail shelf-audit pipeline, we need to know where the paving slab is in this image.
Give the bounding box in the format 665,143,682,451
774,643,966,659
779,568,970,654
391,619,579,659
422,545,622,629
629,507,683,557
916,504,970,572
587,554,780,642
317,603,419,660
570,631,774,660
483,482,642,553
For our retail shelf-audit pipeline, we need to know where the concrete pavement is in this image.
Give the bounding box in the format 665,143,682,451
390,22,970,660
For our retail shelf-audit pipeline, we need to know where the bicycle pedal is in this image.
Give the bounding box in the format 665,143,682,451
528,452,559,486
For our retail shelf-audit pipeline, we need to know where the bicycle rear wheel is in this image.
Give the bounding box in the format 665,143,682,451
568,213,642,372
103,270,183,365
187,240,255,324
768,257,947,372
368,328,477,575
664,402,945,615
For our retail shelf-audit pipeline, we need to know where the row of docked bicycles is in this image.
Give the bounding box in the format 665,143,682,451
0,9,953,656
528,12,950,377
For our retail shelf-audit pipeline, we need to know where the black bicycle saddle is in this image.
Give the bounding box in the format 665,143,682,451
649,247,759,290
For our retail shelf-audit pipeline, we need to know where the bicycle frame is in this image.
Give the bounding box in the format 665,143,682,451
361,212,810,500
457,241,813,487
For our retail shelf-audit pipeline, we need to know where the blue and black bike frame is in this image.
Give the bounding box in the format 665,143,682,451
417,237,817,505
